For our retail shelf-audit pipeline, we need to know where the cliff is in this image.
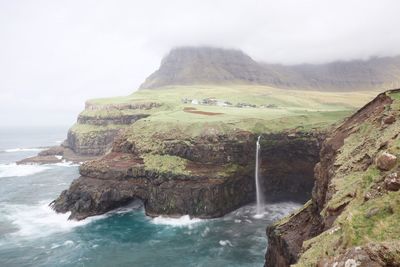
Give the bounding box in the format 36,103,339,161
21,46,400,265
47,80,360,221
47,70,378,219
25,46,381,223
265,89,400,266
20,47,388,166
20,85,374,166
140,47,400,91
52,128,322,220
49,86,330,219
19,47,399,166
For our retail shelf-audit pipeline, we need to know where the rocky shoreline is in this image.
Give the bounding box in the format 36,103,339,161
17,145,98,165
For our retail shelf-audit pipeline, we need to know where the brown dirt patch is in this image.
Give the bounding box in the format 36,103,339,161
185,161,224,175
183,107,223,116
103,152,144,167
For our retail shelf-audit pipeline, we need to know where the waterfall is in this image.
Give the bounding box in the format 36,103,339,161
255,136,264,215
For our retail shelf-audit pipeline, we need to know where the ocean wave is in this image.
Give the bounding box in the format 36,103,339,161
0,160,79,178
219,240,233,247
48,161,79,167
0,200,99,238
2,147,44,153
151,215,204,227
110,200,144,214
0,163,50,178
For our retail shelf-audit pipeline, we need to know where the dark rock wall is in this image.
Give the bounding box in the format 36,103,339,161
259,133,323,203
162,131,255,164
53,131,322,220
66,128,121,156
77,114,149,126
65,102,159,156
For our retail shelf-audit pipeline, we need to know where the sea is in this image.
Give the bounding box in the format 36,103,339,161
0,126,301,267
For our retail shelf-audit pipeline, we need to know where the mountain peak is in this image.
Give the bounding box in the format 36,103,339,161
140,46,268,89
140,46,400,91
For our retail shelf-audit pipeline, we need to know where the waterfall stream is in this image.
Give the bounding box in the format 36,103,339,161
255,136,264,215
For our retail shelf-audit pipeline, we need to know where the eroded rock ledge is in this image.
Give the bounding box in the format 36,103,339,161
51,130,323,220
265,89,400,266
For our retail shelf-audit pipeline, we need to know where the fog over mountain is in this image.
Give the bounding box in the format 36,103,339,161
141,47,400,90
1,0,400,126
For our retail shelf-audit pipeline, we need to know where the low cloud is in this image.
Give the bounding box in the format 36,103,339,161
1,0,399,126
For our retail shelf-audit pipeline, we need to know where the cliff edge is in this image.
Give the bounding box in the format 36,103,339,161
265,89,400,266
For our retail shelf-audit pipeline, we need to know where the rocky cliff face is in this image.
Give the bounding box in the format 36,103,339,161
140,47,400,91
140,47,279,89
265,89,400,266
51,130,322,220
64,101,160,156
18,101,162,165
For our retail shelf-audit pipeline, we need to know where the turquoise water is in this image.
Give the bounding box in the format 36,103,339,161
0,127,301,267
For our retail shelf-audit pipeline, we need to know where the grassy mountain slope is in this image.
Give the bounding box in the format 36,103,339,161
265,89,400,266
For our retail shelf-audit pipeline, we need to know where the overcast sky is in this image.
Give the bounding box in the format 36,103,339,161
1,0,400,127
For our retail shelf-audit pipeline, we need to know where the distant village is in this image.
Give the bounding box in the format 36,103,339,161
181,97,278,108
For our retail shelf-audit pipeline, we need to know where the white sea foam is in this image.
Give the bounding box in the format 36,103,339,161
1,200,99,238
64,240,74,246
253,213,264,219
50,243,61,249
219,240,233,247
223,202,302,224
111,200,144,214
50,240,75,250
48,160,79,167
151,215,204,227
0,163,50,178
3,148,44,153
201,226,210,237
255,201,302,221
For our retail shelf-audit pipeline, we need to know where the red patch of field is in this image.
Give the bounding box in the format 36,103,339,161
183,107,223,116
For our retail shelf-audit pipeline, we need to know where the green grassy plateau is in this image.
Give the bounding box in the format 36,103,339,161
80,85,380,137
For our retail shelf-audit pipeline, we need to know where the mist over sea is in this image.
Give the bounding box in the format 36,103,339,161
0,127,300,267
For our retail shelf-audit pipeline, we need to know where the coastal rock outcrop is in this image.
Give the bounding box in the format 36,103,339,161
19,101,161,164
52,130,322,220
265,89,400,266
65,101,160,156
